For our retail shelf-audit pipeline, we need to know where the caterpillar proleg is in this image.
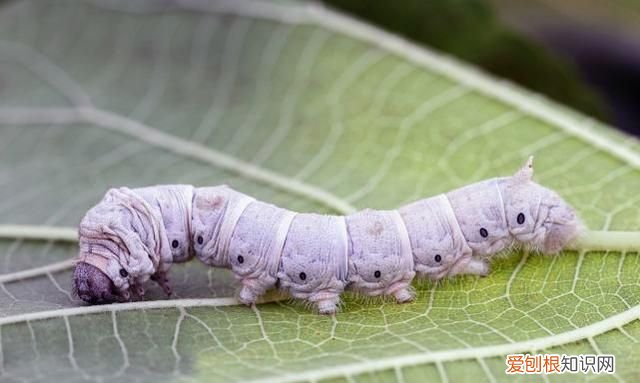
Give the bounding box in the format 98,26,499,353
73,157,582,314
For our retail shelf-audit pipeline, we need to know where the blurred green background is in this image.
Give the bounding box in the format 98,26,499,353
324,0,640,137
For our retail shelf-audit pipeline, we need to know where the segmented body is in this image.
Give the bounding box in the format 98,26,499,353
75,158,581,314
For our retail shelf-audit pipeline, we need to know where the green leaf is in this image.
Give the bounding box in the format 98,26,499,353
0,1,639,382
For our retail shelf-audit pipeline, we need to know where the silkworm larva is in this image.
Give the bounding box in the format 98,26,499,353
73,157,582,313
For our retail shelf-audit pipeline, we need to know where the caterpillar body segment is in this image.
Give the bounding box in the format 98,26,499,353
135,185,195,264
399,194,476,281
278,214,349,314
73,157,581,313
229,200,294,306
446,178,513,257
345,209,415,304
190,186,254,267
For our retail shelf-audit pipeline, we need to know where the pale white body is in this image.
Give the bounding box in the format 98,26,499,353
75,158,581,313
189,186,485,314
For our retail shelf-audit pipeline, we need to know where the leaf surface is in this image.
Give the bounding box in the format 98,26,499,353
0,1,639,382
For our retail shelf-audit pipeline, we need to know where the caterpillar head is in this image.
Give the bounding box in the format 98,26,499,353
73,261,122,304
73,221,156,304
73,188,169,304
501,156,583,253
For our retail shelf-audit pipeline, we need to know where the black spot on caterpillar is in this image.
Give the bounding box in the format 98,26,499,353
73,157,581,314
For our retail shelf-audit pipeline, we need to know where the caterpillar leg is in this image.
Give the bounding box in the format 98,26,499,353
73,262,124,304
309,291,341,315
460,258,490,277
393,288,415,303
237,277,276,306
150,271,172,296
239,286,255,305
316,298,339,315
131,283,146,299
238,285,263,306
386,281,415,303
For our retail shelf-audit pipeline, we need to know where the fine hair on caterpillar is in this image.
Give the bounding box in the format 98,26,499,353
73,157,582,314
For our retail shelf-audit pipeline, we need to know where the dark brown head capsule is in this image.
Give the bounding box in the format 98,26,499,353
73,262,122,304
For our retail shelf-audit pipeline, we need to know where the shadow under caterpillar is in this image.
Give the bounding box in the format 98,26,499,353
73,157,582,314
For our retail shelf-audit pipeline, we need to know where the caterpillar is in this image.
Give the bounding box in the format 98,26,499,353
73,157,582,314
